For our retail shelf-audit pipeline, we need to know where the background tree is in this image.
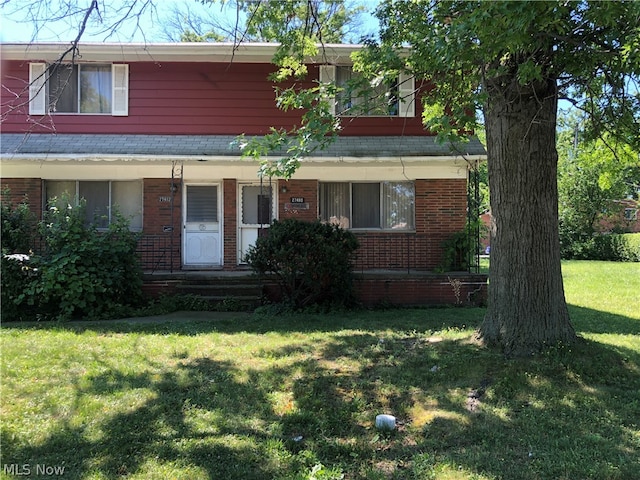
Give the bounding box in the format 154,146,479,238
557,112,640,258
160,0,367,44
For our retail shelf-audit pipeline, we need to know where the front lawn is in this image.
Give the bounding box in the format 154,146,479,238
1,261,638,479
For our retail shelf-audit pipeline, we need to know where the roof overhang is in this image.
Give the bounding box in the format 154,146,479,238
0,42,365,64
0,153,484,165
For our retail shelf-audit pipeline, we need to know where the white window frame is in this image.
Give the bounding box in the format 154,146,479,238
319,65,414,118
29,63,128,116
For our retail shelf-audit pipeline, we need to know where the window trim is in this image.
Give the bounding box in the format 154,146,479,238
319,64,415,118
29,62,129,116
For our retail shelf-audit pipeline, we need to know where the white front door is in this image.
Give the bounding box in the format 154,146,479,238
238,182,276,263
183,184,221,267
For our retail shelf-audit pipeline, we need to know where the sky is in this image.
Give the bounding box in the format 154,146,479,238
0,1,379,43
0,1,215,43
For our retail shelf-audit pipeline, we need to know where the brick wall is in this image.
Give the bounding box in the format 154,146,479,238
142,178,182,271
264,178,469,271
223,179,237,269
354,274,487,306
2,175,471,272
1,178,43,220
278,179,318,222
262,273,488,307
415,178,467,267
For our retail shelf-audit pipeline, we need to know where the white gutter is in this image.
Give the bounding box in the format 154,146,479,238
0,42,365,64
0,153,484,164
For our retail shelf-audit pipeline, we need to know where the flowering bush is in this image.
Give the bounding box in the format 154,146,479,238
1,190,143,321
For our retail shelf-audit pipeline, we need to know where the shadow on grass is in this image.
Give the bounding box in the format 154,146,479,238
568,304,640,335
2,307,639,479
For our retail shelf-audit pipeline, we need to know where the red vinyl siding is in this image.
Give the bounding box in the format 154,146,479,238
1,61,429,136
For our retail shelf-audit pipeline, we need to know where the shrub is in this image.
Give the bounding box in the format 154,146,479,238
1,190,38,321
1,188,36,254
564,233,640,261
438,220,483,272
244,219,359,310
622,233,640,261
30,199,144,320
1,254,39,321
594,233,640,261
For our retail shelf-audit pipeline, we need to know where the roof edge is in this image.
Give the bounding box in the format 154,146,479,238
0,42,367,64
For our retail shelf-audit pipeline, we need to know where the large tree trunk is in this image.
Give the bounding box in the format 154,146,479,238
478,74,577,356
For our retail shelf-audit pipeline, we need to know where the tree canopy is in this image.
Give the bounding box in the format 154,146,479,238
161,0,367,44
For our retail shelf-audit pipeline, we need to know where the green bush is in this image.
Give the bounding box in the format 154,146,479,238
1,191,36,254
438,220,482,272
1,254,39,321
564,233,640,261
28,199,144,320
623,233,640,261
244,219,359,310
1,190,38,321
1,193,144,322
598,233,640,261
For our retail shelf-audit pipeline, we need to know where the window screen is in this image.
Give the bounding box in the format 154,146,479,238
187,185,218,223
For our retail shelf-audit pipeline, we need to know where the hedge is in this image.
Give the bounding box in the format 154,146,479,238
586,233,640,262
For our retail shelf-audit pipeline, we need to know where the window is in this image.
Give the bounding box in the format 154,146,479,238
319,182,415,230
319,65,415,117
45,180,142,231
187,186,218,223
29,63,128,116
624,208,638,221
242,185,273,225
336,66,399,116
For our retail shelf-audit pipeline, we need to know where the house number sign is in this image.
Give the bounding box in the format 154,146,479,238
285,196,309,211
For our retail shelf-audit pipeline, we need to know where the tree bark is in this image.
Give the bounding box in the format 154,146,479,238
478,74,577,356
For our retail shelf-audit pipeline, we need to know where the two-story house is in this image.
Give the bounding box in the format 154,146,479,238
1,42,486,303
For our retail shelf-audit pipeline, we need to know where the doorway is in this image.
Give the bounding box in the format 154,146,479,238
183,184,221,267
238,182,275,263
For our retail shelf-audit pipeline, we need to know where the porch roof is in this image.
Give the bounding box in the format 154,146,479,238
1,134,486,160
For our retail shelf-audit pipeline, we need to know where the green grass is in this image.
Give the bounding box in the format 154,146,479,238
1,261,639,479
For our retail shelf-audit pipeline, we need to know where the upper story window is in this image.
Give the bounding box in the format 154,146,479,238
624,208,638,221
336,66,399,116
29,63,128,116
48,64,111,113
319,65,415,118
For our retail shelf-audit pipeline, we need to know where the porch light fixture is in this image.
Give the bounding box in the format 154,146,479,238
280,185,288,193
170,183,179,193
